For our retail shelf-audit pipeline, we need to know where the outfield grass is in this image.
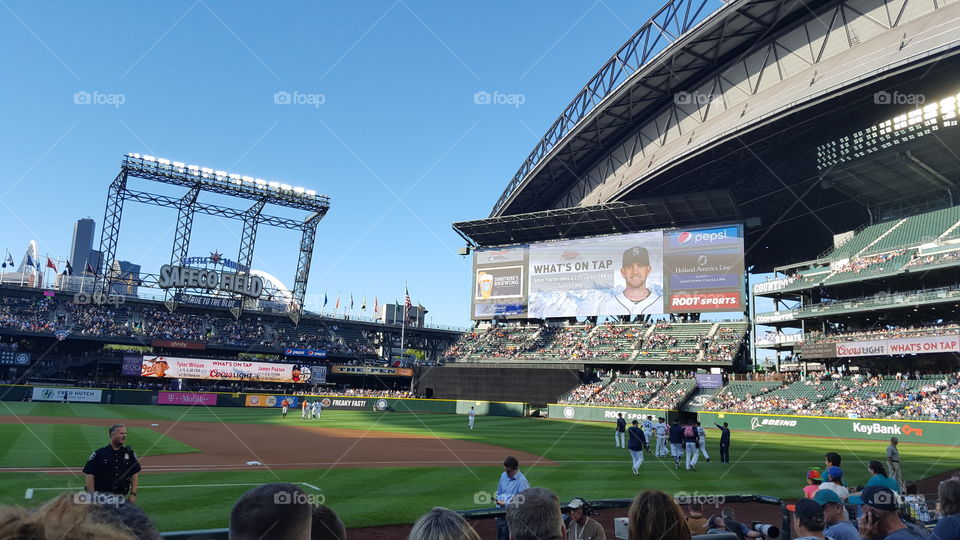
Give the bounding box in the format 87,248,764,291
0,402,958,531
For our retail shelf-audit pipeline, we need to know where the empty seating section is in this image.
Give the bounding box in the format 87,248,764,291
827,221,896,259
865,206,960,254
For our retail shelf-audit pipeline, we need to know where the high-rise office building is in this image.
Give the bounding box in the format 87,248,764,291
69,218,95,274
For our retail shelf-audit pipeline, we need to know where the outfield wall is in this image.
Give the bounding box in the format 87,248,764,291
696,411,960,446
0,385,527,417
547,404,677,423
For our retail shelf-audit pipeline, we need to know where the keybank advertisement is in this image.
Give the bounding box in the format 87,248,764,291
470,224,745,319
140,356,320,383
32,387,102,402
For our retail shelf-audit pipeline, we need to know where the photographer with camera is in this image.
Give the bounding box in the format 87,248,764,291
720,508,762,540
566,498,605,540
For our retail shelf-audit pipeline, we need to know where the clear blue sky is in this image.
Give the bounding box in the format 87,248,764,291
0,1,707,327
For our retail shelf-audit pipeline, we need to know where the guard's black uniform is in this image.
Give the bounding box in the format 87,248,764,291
82,444,141,495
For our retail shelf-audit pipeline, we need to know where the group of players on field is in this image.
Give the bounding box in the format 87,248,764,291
615,414,731,474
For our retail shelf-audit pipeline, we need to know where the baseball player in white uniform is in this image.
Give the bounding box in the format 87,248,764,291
596,247,663,317
468,407,475,430
655,417,668,457
312,400,320,419
641,416,654,452
696,421,710,461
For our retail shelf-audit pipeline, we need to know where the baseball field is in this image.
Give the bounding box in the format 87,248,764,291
1,401,958,533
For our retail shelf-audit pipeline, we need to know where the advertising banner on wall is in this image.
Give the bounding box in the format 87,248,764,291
801,334,960,359
283,348,327,358
151,339,206,350
140,356,321,383
0,351,30,366
470,223,744,319
245,394,300,408
694,374,723,389
32,387,102,402
158,392,218,405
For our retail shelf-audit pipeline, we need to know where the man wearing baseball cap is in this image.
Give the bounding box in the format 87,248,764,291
857,486,925,540
792,499,827,540
566,498,605,540
598,246,663,317
814,489,859,540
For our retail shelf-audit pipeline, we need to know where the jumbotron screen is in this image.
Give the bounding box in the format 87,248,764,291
471,224,744,319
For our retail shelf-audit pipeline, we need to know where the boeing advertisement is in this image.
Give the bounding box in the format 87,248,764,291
470,224,744,319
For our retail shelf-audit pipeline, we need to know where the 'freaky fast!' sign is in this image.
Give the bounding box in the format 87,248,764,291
158,264,264,298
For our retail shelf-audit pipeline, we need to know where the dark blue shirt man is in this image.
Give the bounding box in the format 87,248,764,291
715,422,731,463
82,424,141,502
627,420,647,475
615,413,627,448
669,419,684,469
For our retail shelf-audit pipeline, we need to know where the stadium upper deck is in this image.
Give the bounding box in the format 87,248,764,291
475,0,960,272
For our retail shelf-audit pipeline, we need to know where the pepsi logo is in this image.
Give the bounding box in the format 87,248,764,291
678,232,692,244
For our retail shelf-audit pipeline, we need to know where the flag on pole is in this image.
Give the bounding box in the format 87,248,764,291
64,261,73,276
335,294,340,310
3,251,12,268
361,296,367,311
86,262,97,276
323,291,328,308
350,293,354,310
26,254,36,270
46,257,57,271
374,297,379,314
404,284,412,318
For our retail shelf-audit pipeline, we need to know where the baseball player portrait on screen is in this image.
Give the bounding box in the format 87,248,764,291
597,246,664,316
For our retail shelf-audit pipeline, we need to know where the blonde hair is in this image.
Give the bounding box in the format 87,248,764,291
628,490,692,540
0,493,136,539
408,507,480,540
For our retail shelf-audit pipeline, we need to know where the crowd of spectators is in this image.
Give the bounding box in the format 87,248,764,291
0,295,380,357
831,249,908,275
806,324,960,345
905,248,960,269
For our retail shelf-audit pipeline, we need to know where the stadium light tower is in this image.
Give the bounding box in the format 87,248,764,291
94,153,330,321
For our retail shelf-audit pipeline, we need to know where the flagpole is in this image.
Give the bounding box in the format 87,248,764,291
400,282,407,357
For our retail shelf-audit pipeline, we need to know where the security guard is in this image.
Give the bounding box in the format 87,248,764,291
83,424,141,502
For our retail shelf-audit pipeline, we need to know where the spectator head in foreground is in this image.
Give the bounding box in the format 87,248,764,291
826,466,843,484
229,482,312,540
856,486,905,540
812,489,844,525
628,490,690,540
0,493,138,540
825,452,841,468
940,479,960,517
89,501,161,539
792,499,826,540
506,487,565,540
311,504,346,540
408,507,479,540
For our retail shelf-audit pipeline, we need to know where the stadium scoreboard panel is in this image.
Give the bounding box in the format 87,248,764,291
470,223,745,319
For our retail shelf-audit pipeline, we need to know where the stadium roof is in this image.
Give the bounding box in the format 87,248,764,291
491,0,836,217
454,190,740,247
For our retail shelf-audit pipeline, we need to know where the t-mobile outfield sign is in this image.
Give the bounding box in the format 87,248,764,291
32,387,102,402
157,392,217,405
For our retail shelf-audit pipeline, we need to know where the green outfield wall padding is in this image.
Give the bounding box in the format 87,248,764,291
548,404,668,423
110,389,154,405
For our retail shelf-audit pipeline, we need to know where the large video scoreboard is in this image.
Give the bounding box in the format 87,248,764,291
471,223,744,319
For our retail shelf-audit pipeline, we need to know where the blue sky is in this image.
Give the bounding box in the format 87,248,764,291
0,1,711,327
